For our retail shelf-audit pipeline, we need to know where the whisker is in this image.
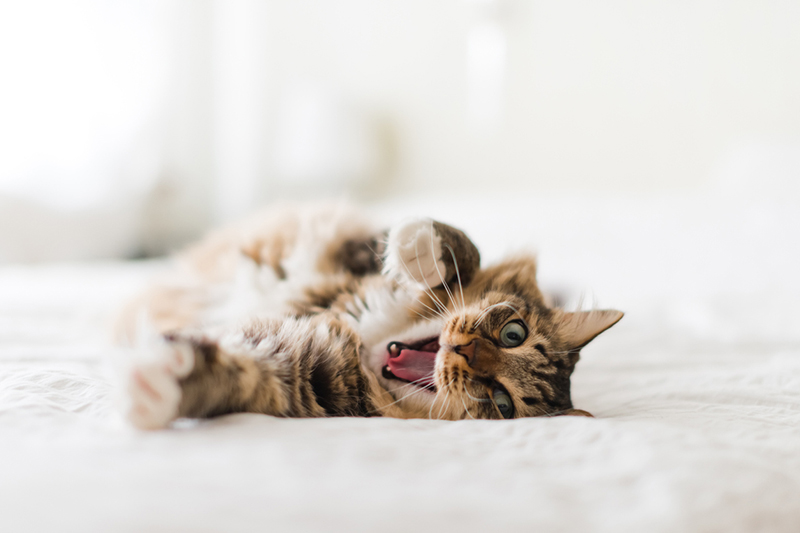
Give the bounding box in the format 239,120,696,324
477,301,519,324
540,408,573,418
412,300,448,322
371,377,436,413
398,245,450,317
443,243,466,313
463,379,492,403
406,306,436,322
392,376,436,392
412,232,451,316
428,220,458,311
461,381,475,419
429,375,454,420
393,264,449,321
413,301,448,322
399,286,448,321
475,301,525,326
437,387,452,420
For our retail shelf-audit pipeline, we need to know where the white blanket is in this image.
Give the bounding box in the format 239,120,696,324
2,196,799,532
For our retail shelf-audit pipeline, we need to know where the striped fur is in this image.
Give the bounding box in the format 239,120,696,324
170,315,372,419
120,204,622,428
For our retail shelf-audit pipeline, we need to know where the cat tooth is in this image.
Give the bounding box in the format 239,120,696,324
387,342,401,357
382,366,395,379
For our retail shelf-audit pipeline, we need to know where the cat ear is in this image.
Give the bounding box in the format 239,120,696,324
557,309,624,351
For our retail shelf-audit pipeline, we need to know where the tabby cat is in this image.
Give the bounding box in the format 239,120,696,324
120,204,622,429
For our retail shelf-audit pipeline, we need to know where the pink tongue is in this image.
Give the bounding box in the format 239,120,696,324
387,349,437,383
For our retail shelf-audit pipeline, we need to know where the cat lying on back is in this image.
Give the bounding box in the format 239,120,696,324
119,203,622,428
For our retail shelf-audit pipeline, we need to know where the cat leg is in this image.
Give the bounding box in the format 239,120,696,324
125,315,373,429
384,219,480,290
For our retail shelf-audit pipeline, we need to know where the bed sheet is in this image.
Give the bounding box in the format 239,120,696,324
2,197,799,532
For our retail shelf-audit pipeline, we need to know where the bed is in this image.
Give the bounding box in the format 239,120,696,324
2,195,799,532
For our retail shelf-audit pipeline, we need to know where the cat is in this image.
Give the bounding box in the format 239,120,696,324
119,203,623,429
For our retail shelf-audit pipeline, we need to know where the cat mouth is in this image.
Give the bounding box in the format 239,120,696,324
382,337,439,392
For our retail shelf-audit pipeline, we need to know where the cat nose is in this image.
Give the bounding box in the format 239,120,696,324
453,340,477,366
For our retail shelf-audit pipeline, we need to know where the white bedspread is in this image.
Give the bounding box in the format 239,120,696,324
2,196,799,532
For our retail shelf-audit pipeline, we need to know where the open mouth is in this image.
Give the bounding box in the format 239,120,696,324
381,336,440,392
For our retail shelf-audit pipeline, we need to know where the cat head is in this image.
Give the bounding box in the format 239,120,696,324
379,255,622,419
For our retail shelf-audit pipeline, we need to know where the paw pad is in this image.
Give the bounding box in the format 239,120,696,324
386,219,447,289
124,340,195,430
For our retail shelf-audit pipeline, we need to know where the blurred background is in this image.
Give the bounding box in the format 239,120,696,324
1,0,798,283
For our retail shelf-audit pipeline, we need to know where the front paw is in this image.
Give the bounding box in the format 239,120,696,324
124,339,195,430
385,218,447,288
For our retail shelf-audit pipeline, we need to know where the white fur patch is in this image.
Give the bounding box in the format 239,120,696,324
353,283,444,410
202,256,286,325
384,218,447,291
202,203,374,329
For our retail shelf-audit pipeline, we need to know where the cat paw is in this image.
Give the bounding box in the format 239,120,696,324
125,339,195,430
385,218,447,289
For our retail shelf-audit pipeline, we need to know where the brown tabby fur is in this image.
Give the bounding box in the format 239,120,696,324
121,203,622,427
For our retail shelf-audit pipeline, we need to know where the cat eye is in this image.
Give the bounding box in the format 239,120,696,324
493,388,514,419
499,320,527,348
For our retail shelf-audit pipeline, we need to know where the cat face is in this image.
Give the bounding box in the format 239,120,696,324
379,256,622,419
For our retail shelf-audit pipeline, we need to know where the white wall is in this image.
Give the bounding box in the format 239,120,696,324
236,0,800,195
1,0,799,259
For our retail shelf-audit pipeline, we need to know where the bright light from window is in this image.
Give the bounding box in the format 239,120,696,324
0,1,167,211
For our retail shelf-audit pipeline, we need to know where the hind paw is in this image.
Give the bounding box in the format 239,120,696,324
125,340,195,430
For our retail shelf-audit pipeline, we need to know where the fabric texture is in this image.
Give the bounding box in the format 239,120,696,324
2,196,799,532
